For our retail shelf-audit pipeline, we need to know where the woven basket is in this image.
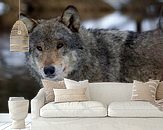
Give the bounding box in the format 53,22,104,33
10,20,29,52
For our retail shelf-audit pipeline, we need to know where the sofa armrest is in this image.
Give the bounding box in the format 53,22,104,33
31,88,45,119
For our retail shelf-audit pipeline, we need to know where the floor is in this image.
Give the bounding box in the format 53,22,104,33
0,114,31,130
0,122,31,130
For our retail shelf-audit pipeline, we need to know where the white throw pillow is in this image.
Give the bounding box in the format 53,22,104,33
64,78,91,99
53,88,88,103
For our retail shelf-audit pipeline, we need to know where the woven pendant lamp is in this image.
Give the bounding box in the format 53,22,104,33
10,0,29,52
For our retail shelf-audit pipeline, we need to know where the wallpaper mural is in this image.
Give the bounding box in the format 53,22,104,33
24,6,163,83
0,0,162,112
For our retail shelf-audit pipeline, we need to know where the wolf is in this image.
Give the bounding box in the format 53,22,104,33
20,5,163,83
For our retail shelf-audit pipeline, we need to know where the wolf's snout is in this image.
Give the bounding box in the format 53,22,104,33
43,66,55,76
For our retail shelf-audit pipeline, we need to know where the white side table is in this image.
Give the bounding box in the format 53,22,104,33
8,97,29,129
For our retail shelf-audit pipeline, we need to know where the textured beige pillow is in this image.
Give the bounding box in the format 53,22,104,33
156,81,163,100
64,78,90,99
131,80,159,102
41,79,65,103
53,88,88,103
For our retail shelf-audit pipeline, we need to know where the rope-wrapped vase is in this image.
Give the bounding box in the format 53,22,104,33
10,20,29,52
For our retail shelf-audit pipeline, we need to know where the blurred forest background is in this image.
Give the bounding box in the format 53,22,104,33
0,0,162,112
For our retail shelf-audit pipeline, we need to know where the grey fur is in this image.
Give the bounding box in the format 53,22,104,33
22,6,163,83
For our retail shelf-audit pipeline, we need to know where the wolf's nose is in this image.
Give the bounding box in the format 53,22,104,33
44,66,55,75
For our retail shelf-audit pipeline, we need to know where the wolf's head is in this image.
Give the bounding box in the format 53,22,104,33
21,6,84,81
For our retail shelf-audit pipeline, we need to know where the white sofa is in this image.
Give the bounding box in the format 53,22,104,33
31,82,163,130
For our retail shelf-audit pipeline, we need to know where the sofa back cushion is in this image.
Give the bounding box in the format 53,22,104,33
40,82,133,105
88,82,133,105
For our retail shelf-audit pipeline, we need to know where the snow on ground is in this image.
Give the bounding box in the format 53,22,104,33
142,18,159,31
2,50,26,67
0,35,26,67
0,2,9,16
82,11,136,31
82,11,159,32
104,0,130,10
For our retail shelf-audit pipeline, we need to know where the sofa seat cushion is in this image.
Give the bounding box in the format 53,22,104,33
108,101,163,117
40,101,107,117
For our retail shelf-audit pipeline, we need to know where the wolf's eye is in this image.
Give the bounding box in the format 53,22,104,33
57,43,64,49
36,46,43,51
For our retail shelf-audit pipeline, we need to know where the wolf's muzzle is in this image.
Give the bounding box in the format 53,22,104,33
43,66,55,77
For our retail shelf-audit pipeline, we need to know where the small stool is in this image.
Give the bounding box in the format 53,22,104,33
8,97,29,129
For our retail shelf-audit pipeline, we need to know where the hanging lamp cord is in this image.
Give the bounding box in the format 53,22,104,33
18,0,21,34
19,0,20,20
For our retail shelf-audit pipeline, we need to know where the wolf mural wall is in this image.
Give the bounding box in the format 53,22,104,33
21,6,163,83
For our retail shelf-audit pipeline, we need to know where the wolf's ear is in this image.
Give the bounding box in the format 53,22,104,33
20,14,38,33
60,5,80,32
